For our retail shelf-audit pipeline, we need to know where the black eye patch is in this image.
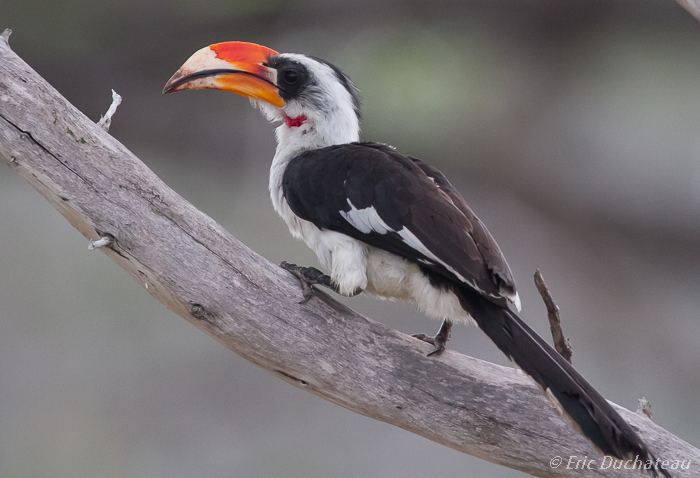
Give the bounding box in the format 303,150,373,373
267,57,311,102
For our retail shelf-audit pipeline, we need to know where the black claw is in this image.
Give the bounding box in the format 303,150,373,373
280,261,315,303
427,342,447,357
280,261,364,302
411,333,430,342
297,281,315,304
280,261,339,303
412,319,453,356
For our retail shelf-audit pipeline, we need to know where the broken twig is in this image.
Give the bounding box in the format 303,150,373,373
534,269,573,363
87,235,113,251
97,89,122,132
637,397,653,420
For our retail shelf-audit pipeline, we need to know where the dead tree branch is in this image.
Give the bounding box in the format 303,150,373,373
676,0,700,22
0,30,698,478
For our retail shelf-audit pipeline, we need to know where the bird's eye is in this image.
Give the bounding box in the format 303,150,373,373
284,69,300,84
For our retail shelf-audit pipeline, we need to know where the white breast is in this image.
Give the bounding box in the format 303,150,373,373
269,144,369,297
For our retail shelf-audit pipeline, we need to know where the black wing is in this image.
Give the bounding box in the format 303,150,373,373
284,143,672,471
283,142,518,306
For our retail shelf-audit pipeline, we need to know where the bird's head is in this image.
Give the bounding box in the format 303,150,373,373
163,41,361,150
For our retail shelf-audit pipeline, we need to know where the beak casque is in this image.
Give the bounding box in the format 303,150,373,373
162,41,285,108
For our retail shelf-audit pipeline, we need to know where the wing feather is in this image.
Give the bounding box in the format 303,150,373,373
283,142,518,307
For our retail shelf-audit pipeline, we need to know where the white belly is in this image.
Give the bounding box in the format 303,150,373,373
364,247,474,325
278,198,472,324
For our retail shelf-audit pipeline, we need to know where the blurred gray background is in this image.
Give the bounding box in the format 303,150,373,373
2,1,699,477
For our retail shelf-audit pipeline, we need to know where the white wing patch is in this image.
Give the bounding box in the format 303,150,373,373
340,199,394,235
396,227,471,285
340,200,521,310
398,227,520,308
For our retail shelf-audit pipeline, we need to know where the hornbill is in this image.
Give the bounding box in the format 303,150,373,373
163,41,669,476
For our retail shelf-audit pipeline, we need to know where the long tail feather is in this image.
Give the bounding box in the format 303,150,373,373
456,287,670,478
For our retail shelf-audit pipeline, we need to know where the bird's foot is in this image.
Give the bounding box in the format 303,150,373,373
412,319,453,356
279,261,335,303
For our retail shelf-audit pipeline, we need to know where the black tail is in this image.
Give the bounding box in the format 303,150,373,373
456,286,670,478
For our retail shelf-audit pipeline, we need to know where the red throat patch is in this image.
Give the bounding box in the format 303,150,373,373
283,113,307,128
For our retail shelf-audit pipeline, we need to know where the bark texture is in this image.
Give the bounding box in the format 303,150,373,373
676,0,700,22
0,31,698,478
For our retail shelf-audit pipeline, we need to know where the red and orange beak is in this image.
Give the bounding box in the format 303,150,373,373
162,41,285,108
